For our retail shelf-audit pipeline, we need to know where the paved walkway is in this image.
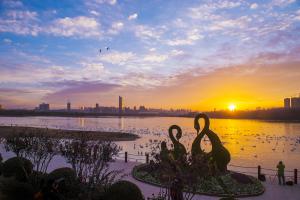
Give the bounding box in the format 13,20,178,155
109,160,300,200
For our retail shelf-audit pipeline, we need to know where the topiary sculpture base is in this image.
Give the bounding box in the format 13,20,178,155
132,164,264,198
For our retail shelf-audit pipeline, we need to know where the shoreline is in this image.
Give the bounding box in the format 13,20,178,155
0,126,139,141
1,109,300,122
1,114,300,123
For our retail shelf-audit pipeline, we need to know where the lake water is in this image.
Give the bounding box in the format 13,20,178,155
0,116,299,175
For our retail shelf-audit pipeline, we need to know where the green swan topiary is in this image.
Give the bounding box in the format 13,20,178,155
192,113,231,173
206,128,231,172
191,113,210,159
168,125,187,161
159,141,170,162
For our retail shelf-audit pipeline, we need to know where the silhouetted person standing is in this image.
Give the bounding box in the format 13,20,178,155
277,161,285,185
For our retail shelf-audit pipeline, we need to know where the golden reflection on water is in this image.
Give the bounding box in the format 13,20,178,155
118,117,124,130
79,118,85,127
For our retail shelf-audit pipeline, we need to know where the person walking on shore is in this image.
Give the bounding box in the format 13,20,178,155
277,161,285,185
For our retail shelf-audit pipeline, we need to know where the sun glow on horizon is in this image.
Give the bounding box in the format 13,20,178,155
228,104,236,111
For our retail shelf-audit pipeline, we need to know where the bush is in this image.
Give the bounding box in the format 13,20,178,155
60,139,121,188
48,167,76,182
231,172,253,184
0,177,35,200
27,171,47,190
104,180,144,200
219,197,238,200
0,163,3,176
47,167,80,199
1,157,33,182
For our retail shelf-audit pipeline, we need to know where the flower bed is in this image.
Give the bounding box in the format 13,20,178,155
132,164,265,198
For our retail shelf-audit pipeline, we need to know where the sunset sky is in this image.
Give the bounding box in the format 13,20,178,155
0,0,300,111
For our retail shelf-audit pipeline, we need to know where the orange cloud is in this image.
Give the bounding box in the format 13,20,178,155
114,61,300,111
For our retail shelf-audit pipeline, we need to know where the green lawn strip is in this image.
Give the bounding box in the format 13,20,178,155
0,126,138,141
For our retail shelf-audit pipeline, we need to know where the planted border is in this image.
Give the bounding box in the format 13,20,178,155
132,164,265,198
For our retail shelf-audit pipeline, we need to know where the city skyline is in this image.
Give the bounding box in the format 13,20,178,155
14,94,300,112
35,96,194,112
1,0,300,110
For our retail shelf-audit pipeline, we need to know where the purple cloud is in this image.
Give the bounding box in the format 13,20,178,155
43,81,121,101
0,88,33,94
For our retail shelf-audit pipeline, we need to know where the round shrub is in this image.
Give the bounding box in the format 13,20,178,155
219,197,237,200
1,157,33,182
0,178,35,200
28,171,47,190
47,167,80,198
0,162,3,176
48,167,76,182
104,180,144,200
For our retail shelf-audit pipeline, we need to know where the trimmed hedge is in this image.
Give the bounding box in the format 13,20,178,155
48,167,76,182
104,181,144,200
219,197,237,200
47,167,80,199
1,157,33,182
0,178,35,200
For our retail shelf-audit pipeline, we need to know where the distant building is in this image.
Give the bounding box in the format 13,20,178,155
139,105,146,112
39,103,50,111
284,98,290,109
124,107,131,113
95,103,100,112
291,97,300,109
100,106,118,113
256,107,262,110
67,102,71,111
119,96,123,114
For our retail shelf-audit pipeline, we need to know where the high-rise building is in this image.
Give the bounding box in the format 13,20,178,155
291,97,300,109
119,96,123,114
39,103,50,111
67,102,71,111
95,103,99,112
284,98,290,109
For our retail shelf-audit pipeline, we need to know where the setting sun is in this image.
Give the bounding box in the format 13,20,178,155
228,104,236,111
